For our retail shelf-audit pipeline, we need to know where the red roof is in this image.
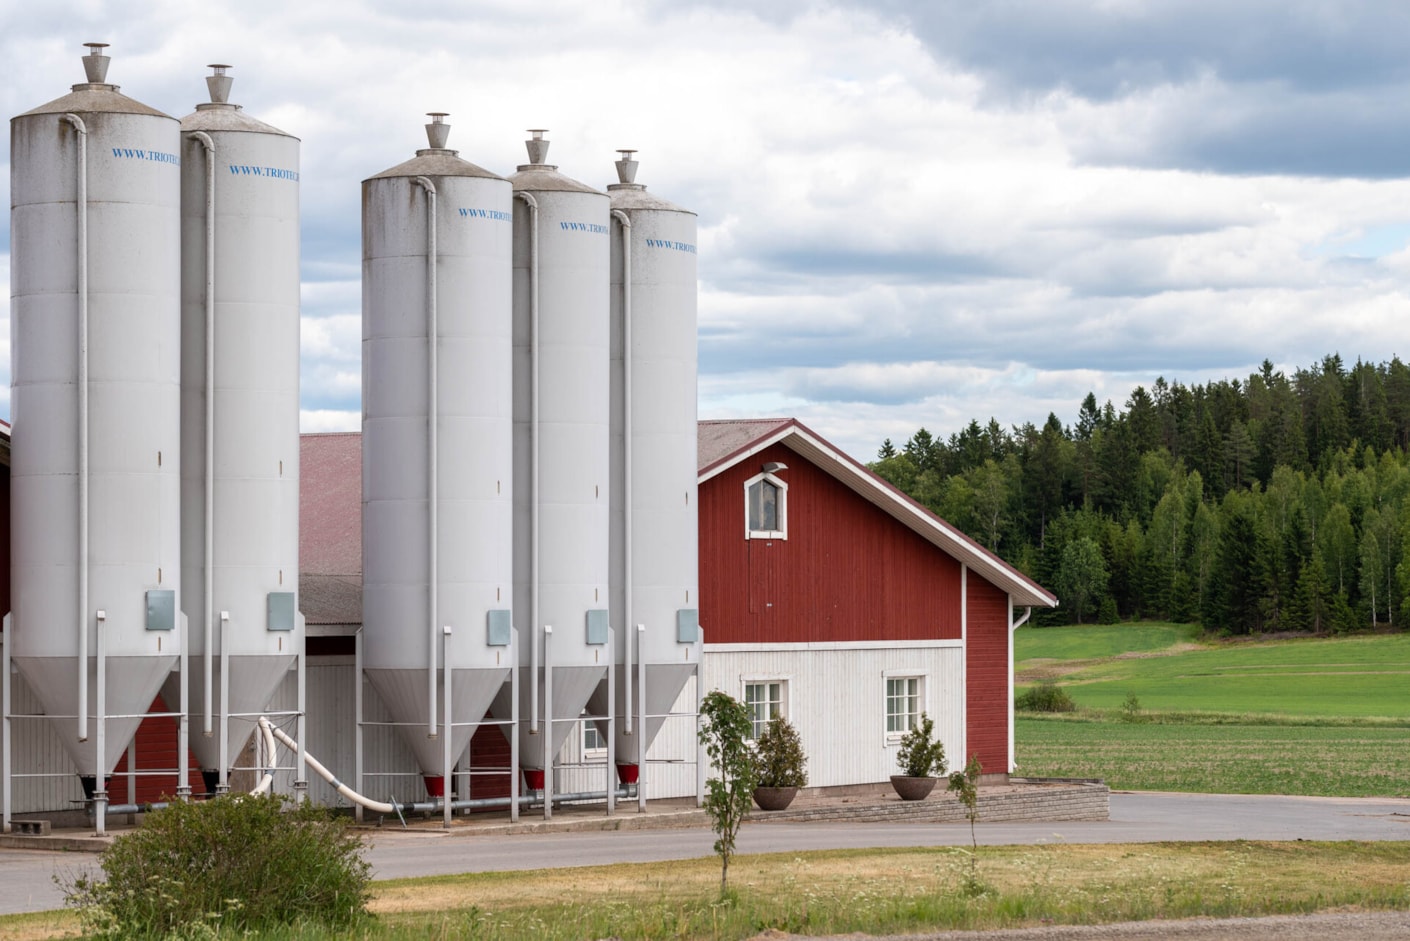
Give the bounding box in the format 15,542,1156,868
299,432,361,625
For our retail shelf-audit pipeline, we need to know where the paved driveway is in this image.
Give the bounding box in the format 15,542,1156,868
4,792,1409,916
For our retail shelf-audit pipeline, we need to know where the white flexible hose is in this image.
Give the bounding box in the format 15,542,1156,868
250,717,279,796
265,721,399,814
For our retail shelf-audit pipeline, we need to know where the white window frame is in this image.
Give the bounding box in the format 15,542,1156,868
744,471,788,540
883,671,927,740
581,713,607,761
741,675,790,740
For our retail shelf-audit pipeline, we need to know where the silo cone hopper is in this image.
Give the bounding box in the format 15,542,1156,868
17,653,177,779
489,661,607,781
586,660,696,780
159,652,295,787
363,664,509,794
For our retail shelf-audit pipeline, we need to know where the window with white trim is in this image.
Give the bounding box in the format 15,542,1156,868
582,713,606,759
743,679,786,740
745,472,787,539
886,676,922,735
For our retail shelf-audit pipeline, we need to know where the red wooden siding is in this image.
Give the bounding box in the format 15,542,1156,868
964,575,1010,773
699,443,962,644
467,721,513,803
110,695,198,803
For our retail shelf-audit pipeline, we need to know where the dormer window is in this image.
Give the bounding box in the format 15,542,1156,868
745,464,788,539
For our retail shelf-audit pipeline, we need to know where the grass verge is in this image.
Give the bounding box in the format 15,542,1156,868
6,842,1410,939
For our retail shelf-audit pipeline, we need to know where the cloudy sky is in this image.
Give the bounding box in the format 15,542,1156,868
6,1,1410,460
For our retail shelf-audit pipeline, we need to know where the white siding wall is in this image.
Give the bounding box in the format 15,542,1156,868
6,643,963,813
641,643,965,798
3,665,86,814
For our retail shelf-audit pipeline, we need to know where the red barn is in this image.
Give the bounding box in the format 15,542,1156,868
683,418,1055,787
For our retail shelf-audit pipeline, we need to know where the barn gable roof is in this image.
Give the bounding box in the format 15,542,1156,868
697,418,1057,609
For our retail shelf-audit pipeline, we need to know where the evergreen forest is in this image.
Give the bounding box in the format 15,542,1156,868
869,355,1410,632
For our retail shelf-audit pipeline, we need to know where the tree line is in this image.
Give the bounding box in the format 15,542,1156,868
870,355,1410,632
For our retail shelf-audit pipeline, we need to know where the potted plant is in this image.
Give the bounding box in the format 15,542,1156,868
891,712,945,800
752,716,807,810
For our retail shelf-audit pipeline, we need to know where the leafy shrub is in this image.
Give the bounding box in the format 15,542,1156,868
896,712,946,778
699,690,758,894
1015,679,1077,713
64,795,370,938
754,715,807,788
1121,692,1144,722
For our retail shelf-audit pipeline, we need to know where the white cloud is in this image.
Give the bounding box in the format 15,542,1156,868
4,1,1410,468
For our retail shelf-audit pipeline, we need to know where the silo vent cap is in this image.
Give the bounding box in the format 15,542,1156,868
525,129,550,166
614,149,639,185
425,112,451,150
81,42,111,85
206,64,234,105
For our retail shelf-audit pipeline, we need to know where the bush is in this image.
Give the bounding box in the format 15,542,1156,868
896,712,946,778
699,690,758,894
754,715,807,788
1015,679,1077,713
64,795,370,938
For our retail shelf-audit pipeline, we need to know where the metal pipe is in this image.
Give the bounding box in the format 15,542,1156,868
107,801,170,815
638,624,647,812
694,626,704,809
1008,604,1031,774
442,625,452,829
218,611,230,792
3,615,12,831
125,739,136,805
613,208,634,736
543,624,553,819
624,615,634,736
295,612,307,803
354,628,364,824
64,113,90,745
606,625,615,815
189,129,217,741
414,175,439,742
95,610,106,836
515,190,540,735
177,612,190,798
509,626,520,823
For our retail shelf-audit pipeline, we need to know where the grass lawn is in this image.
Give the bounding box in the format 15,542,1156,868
1016,716,1410,795
1014,625,1410,794
13,842,1410,940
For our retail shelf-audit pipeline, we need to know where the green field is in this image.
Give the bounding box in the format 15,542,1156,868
1013,624,1410,795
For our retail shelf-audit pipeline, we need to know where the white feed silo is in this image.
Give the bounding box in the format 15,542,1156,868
164,65,302,794
589,151,701,794
490,131,610,792
362,114,514,798
7,44,181,800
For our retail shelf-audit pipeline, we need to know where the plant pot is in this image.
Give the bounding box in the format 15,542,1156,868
753,786,799,811
890,774,937,801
